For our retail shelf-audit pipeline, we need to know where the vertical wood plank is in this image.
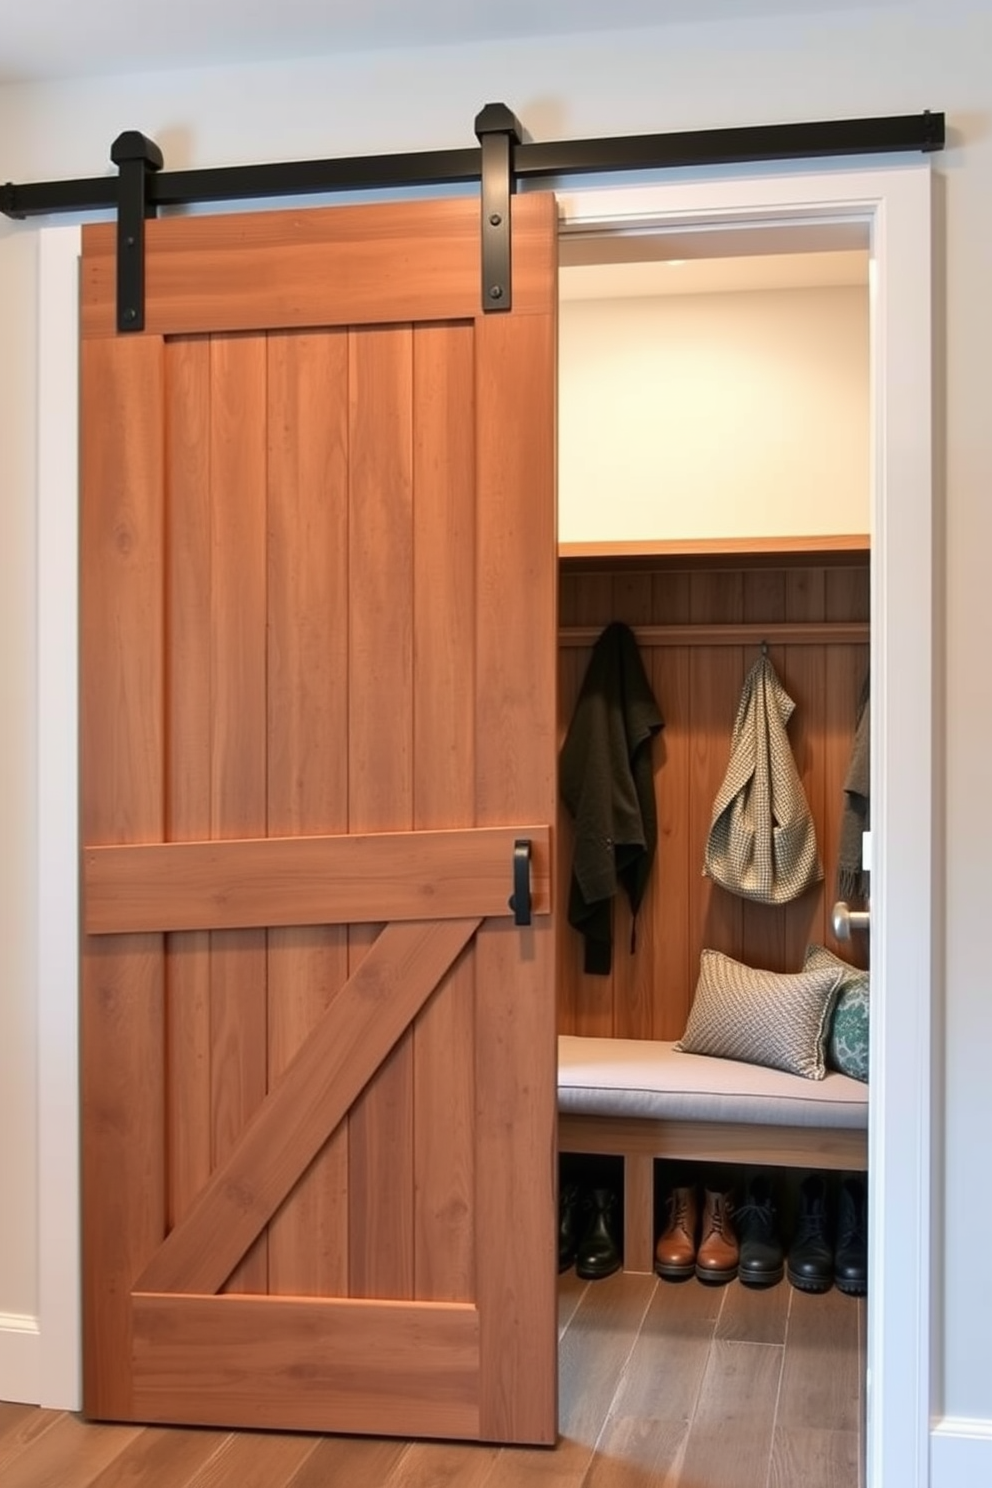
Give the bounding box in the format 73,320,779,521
411,322,477,1303
562,570,616,1036
266,330,351,1297
347,324,416,1300
80,336,166,1418
209,334,269,1295
678,1339,784,1488
164,338,213,1231
651,643,691,1037
556,642,583,1035
475,303,558,1444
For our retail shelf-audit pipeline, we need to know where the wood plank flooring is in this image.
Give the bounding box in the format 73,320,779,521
0,1273,864,1488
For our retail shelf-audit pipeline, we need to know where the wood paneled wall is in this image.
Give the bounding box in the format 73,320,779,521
556,558,870,1041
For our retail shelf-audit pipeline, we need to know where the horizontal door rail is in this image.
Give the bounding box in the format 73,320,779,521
130,1293,481,1437
560,621,869,648
2,110,943,220
83,823,550,934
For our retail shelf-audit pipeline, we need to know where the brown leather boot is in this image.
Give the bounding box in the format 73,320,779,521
696,1188,739,1284
654,1185,698,1280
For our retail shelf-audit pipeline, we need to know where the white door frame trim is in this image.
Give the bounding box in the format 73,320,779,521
37,159,933,1485
556,159,934,1488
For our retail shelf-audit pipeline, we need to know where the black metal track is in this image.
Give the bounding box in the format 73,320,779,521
0,111,944,221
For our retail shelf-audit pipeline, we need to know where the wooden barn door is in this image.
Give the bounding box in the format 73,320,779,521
78,195,558,1443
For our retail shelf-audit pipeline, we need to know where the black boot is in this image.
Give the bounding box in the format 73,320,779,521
735,1175,784,1288
834,1175,868,1296
559,1180,583,1274
787,1174,833,1294
575,1187,622,1281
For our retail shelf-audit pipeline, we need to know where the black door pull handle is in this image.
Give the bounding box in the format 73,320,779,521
509,838,532,927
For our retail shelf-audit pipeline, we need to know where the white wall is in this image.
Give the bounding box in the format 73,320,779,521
1,0,990,1466
559,285,869,542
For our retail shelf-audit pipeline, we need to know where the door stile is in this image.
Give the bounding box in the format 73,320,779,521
80,334,168,1420
474,305,559,1444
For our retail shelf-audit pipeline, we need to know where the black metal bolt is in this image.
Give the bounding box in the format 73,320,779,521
122,307,137,323
489,285,504,300
489,213,502,227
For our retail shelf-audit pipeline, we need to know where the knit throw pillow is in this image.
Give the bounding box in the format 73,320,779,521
674,949,843,1081
804,944,870,1083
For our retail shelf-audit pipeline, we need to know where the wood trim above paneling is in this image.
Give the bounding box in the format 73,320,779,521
83,824,551,934
131,1293,481,1437
559,534,870,570
80,194,558,338
560,621,869,647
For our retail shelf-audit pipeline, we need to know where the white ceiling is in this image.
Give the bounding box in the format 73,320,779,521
560,250,868,300
1,0,898,85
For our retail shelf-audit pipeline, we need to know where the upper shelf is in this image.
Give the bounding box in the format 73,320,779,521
557,533,870,571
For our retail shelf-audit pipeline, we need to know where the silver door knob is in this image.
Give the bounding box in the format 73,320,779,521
832,900,870,940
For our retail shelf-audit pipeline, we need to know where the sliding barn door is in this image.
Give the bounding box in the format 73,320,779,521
78,195,558,1443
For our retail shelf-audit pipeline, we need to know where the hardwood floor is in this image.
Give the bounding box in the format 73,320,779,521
0,1272,864,1488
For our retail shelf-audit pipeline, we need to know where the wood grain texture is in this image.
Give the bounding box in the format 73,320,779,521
80,334,167,1420
777,1286,861,1435
677,1339,784,1488
474,300,559,1445
86,1428,228,1488
0,1413,141,1488
177,1433,319,1488
80,195,559,337
83,825,552,933
208,334,269,1296
558,1113,867,1171
137,917,479,1295
164,337,213,1233
346,322,417,1302
265,328,351,1299
0,1407,65,1472
768,1426,860,1488
131,1295,480,1438
412,322,477,1304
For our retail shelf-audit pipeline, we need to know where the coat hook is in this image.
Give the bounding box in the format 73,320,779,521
761,639,769,657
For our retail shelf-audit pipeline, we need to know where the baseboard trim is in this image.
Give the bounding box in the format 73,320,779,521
0,1314,41,1404
931,1416,992,1488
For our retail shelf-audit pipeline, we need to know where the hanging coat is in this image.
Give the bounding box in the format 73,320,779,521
560,621,664,975
703,654,822,904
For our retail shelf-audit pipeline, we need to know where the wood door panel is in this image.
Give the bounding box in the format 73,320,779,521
83,825,553,933
138,917,480,1295
81,193,558,1442
80,196,558,337
131,1294,481,1437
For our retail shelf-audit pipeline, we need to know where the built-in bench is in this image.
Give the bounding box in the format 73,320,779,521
558,1035,869,1274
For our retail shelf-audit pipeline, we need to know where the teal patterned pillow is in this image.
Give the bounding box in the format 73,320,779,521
804,944,869,1082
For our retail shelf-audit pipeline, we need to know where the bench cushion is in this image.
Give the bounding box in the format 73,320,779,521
558,1035,868,1129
